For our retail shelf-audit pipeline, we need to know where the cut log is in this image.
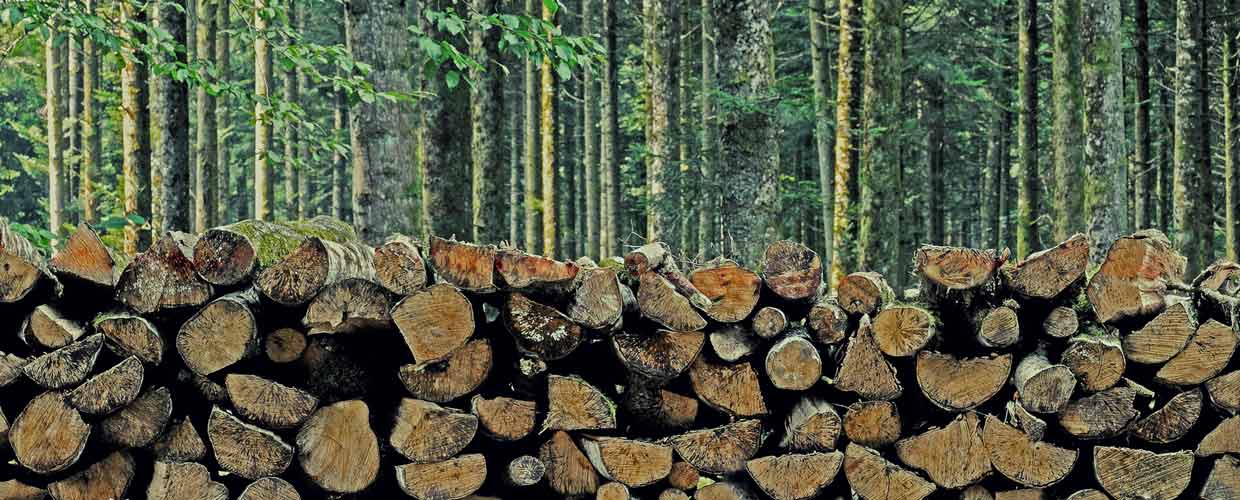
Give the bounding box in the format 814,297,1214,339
95,312,163,365
1042,306,1079,339
0,351,27,387
1094,446,1193,500
99,385,172,447
596,482,631,500
842,443,936,500
835,315,902,401
471,394,536,441
688,356,767,417
116,231,213,313
975,304,1021,348
1199,415,1240,456
495,247,580,292
192,217,357,286
1064,490,1108,500
303,277,392,334
994,490,1044,500
694,482,755,500
613,329,705,381
806,298,848,344
690,259,762,322
1155,319,1237,386
207,405,294,479
568,267,630,331
916,351,1011,411
1012,348,1076,413
1124,298,1196,364
1203,455,1240,500
0,406,7,448
1199,287,1240,328
1132,387,1202,443
296,400,380,493
764,328,822,390
962,486,995,500
1062,334,1125,392
49,451,136,500
752,306,787,339
150,417,206,462
621,386,699,432
981,414,1076,488
182,370,228,403
239,477,301,500
0,220,57,302
895,412,991,489
265,327,306,363
395,453,487,500
581,436,673,487
10,391,90,474
66,355,143,415
176,290,259,376
843,400,902,447
667,461,699,490
1086,229,1186,324
1005,400,1048,441
659,489,690,500
763,240,823,302
638,272,708,331
146,460,228,500
393,283,475,363
546,374,617,431
374,234,428,295
50,223,117,287
23,333,102,389
1208,370,1240,413
625,241,672,274
398,338,492,403
1001,233,1089,300
0,481,45,500
540,430,600,497
391,398,478,463
22,304,85,349
709,324,760,362
429,235,498,293
745,452,842,500
670,419,764,474
916,244,1006,291
256,237,375,305
837,272,894,316
225,373,318,429
780,397,841,451
872,305,936,357
500,454,543,487
504,292,586,360
1057,386,1137,439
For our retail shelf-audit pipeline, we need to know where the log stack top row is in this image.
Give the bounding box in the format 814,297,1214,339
1,217,1239,499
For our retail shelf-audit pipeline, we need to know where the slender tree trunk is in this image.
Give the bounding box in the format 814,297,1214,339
121,3,151,253
644,0,677,241
46,31,64,238
1226,0,1240,259
1198,1,1213,265
541,0,558,258
601,0,621,257
80,0,99,224
155,0,192,232
1083,0,1127,265
510,89,522,244
1160,79,1173,233
523,0,541,253
581,0,599,259
1135,0,1155,230
833,0,860,283
282,0,300,220
217,0,234,222
677,3,693,255
1017,0,1041,258
698,0,717,256
254,0,274,221
295,1,308,218
1174,0,1205,275
926,76,945,244
1052,0,1084,241
987,4,1008,249
809,0,834,285
66,35,80,222
332,86,348,221
469,0,504,243
195,0,218,232
187,0,197,197
859,0,903,285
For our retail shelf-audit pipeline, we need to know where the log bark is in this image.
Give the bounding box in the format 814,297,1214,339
146,461,228,500
638,272,708,331
99,385,171,447
546,374,617,431
872,305,936,357
539,431,600,497
688,356,767,417
50,451,136,500
66,355,143,415
1094,446,1193,500
303,277,392,334
915,351,1011,411
471,394,536,441
1132,387,1202,443
613,329,705,381
751,306,787,339
429,236,498,293
176,289,259,376
1156,319,1237,386
150,417,206,462
504,292,586,361
982,414,1076,487
265,327,306,364
116,232,213,314
398,338,492,403
763,240,823,302
506,455,545,487
225,373,318,429
95,312,162,365
835,315,902,400
192,217,356,286
21,304,85,349
256,236,375,306
1001,233,1089,300
295,400,380,493
395,453,487,500
837,272,894,316
1086,229,1186,324
50,223,116,288
745,452,843,500
690,259,762,322
842,443,936,500
394,283,476,363
1123,298,1196,364
1062,334,1125,392
0,221,58,303
894,412,991,489
207,405,294,479
1057,386,1138,439
581,436,673,487
238,477,301,500
10,391,90,474
1013,347,1076,413
764,328,822,390
23,333,102,389
374,234,428,295
1042,306,1079,339
975,304,1021,348
390,398,478,463
843,400,902,448
670,419,764,475
806,298,848,344
781,397,841,451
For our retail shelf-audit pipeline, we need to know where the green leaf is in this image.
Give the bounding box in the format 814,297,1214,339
445,70,460,89
542,0,559,15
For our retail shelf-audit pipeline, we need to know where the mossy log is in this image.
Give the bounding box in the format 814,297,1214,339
193,217,357,286
256,236,375,306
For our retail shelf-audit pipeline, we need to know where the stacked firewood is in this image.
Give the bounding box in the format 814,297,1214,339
2,217,1240,500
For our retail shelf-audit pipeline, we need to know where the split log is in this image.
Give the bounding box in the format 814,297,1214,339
23,333,102,389
843,400,902,447
835,315,902,400
1155,319,1237,386
916,351,1011,411
182,370,228,403
50,223,117,287
975,303,1021,348
395,453,487,500
95,312,163,365
177,289,259,376
1042,306,1079,339
709,324,759,362
1094,446,1193,500
116,231,213,313
842,443,936,500
1001,233,1088,300
1208,370,1240,413
192,217,356,286
751,306,787,339
981,414,1076,488
1199,415,1240,456
638,272,707,331
0,481,44,500
806,298,848,344
0,220,57,302
622,385,699,432
256,237,375,305
391,398,478,463
207,406,294,479
568,267,631,331
374,234,428,295
150,417,206,462
1132,387,1202,443
296,400,380,493
962,486,995,500
495,247,580,292
471,394,537,441
50,451,136,500
581,436,673,487
694,482,755,500
539,431,600,497
1005,400,1048,441
745,452,842,500
1086,229,1186,324
688,356,767,417
303,277,392,334
872,305,936,357
1199,287,1240,328
393,283,475,363
670,419,764,474
894,412,991,489
613,329,704,381
99,386,172,447
667,461,699,490
265,327,307,363
1012,348,1076,413
916,245,1005,291
22,304,84,349
9,392,90,474
1064,490,1108,500
146,461,228,500
398,338,492,403
780,397,841,451
66,355,143,415
763,240,823,303
546,374,616,431
764,328,821,390
1057,386,1137,439
225,373,318,429
659,489,690,500
1123,298,1196,364
0,406,7,448
596,482,631,500
995,490,1044,500
0,351,27,387
429,236,498,293
690,259,762,322
1061,334,1125,392
1203,455,1240,500
837,272,894,316
504,292,586,360
238,477,301,500
501,454,543,487
626,242,711,310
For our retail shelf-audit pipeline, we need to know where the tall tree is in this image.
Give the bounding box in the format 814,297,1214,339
46,27,64,237
833,0,860,283
1082,0,1127,264
1052,0,1084,240
295,2,308,219
217,0,236,222
470,0,505,243
698,0,717,256
524,0,541,252
420,3,472,239
541,0,558,257
926,75,945,244
195,0,218,232
858,0,903,282
1016,0,1041,258
66,34,80,221
254,0,274,221
582,0,599,259
1135,0,1155,230
601,0,620,257
1173,0,1206,275
1226,0,1240,259
121,0,152,253
809,0,834,283
155,0,192,232
510,96,522,245
80,0,100,224
644,0,678,241
282,1,300,220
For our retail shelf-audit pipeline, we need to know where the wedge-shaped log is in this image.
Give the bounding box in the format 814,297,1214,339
1132,387,1201,443
581,436,673,487
1202,455,1240,500
495,247,579,292
146,461,228,500
373,234,427,295
835,315,902,400
398,338,492,403
238,477,301,500
638,271,707,331
916,351,1010,411
95,312,162,364
1086,229,1185,324
391,398,478,463
50,451,135,500
22,304,85,349
50,223,117,287
546,374,616,431
667,461,699,490
843,443,936,500
746,452,842,500
0,351,25,388
670,419,763,475
225,373,318,429
303,277,392,334
568,267,631,331
471,394,536,441
67,355,143,415
613,329,704,381
1199,415,1240,456
982,414,1076,488
116,231,212,313
23,333,102,389
781,397,841,451
895,412,991,489
504,292,585,360
1002,234,1088,299
150,417,206,462
694,481,756,500
843,400,902,447
1,220,59,302
1123,299,1195,364
99,386,171,447
1207,370,1240,413
1062,334,1125,392
539,431,599,497
710,323,759,362
1094,446,1192,500
689,356,767,417
395,453,487,500
0,481,45,500
208,406,293,479
1155,319,1237,386
1013,347,1075,413
297,400,380,493
1057,387,1137,439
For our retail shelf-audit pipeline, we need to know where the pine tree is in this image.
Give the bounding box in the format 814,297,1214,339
1173,0,1206,275
1082,0,1127,264
859,0,903,283
833,0,860,282
1052,0,1084,240
644,0,678,241
121,1,151,253
195,0,218,232
254,0,274,221
1016,0,1041,258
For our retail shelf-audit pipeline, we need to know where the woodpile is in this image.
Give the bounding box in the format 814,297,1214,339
2,218,1239,498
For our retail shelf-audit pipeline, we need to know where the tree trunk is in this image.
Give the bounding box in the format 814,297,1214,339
46,31,64,238
677,4,693,255
283,3,300,220
602,0,621,257
1225,0,1240,259
808,0,834,286
254,0,273,221
523,0,541,253
859,0,903,285
66,36,79,223
1135,0,1155,230
295,3,308,219
469,0,503,244
155,0,191,232
1082,0,1127,264
1052,0,1084,241
332,83,348,220
1016,0,1041,258
582,0,599,259
1174,0,1206,275
698,0,718,256
80,0,99,224
195,0,217,232
121,2,152,254
926,76,945,243
833,0,859,284
420,6,471,240
217,0,235,221
510,102,522,244
644,0,677,241
541,0,558,258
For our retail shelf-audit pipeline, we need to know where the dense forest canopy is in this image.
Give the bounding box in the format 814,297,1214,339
1,0,1238,290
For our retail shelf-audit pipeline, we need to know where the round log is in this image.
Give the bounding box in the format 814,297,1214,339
764,328,822,390
872,305,936,357
392,283,475,363
10,392,90,474
176,289,259,376
506,454,545,487
256,237,375,306
192,217,356,286
763,240,823,302
689,259,762,323
837,271,894,316
239,477,301,500
975,304,1020,348
751,306,787,339
1012,348,1076,414
1061,334,1125,392
806,298,849,344
265,327,306,363
1042,306,1079,338
843,400,902,448
373,234,427,295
